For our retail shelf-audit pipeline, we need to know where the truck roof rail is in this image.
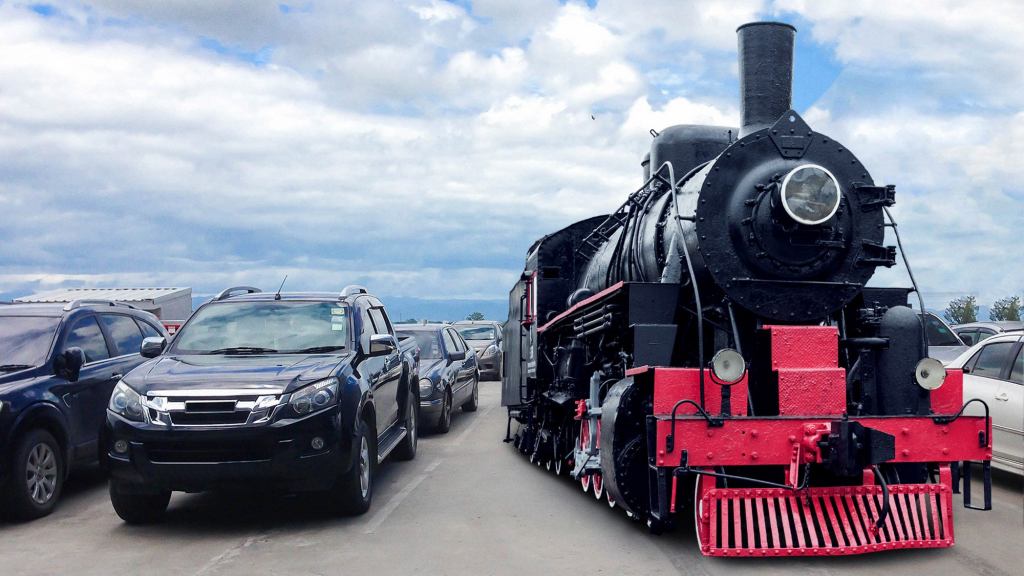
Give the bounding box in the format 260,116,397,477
340,285,368,299
63,299,137,311
214,286,262,301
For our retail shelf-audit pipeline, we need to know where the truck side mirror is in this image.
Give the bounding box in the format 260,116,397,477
141,336,167,358
54,347,86,382
368,334,397,357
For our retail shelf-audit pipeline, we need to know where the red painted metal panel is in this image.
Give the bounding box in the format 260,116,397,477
654,415,990,468
931,368,964,414
650,368,748,417
766,325,839,369
777,368,846,415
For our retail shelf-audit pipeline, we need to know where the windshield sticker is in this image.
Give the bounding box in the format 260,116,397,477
331,324,346,331
331,307,347,316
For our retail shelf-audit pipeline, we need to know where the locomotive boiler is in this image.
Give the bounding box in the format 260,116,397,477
502,22,993,556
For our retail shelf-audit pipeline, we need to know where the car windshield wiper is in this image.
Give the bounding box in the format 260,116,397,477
0,364,34,372
203,347,279,355
293,345,346,354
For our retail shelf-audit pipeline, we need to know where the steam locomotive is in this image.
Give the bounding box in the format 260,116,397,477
502,22,993,556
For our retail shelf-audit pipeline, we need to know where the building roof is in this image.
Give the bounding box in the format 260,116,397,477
14,287,191,304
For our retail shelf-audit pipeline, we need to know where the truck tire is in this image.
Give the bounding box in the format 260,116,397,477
109,481,170,524
332,418,375,515
392,391,418,461
462,374,479,412
2,429,64,521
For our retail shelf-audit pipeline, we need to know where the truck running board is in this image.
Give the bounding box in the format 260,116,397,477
376,426,409,464
697,483,953,556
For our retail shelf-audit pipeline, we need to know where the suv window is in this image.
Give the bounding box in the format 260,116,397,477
969,341,1014,380
368,308,391,335
100,314,144,356
0,316,60,368
136,319,161,339
64,317,110,362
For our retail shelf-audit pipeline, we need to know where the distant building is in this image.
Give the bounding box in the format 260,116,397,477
14,287,193,322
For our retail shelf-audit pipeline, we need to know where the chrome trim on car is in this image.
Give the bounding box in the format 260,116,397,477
147,388,285,397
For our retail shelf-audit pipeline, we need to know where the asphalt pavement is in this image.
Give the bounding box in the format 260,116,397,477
1,381,1021,576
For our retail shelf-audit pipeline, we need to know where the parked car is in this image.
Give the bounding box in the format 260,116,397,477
953,332,1022,475
922,312,969,364
454,320,503,380
0,300,166,519
953,321,1024,346
105,285,418,523
395,324,478,433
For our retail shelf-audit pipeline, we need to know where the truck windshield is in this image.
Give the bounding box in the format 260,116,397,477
0,316,60,370
457,326,496,340
172,302,349,354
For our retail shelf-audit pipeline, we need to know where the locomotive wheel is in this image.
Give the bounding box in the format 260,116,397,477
606,488,616,508
592,473,604,499
554,456,564,475
578,419,591,493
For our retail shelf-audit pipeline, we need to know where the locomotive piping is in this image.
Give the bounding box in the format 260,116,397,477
737,22,796,137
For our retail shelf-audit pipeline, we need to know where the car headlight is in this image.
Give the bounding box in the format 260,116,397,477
418,378,433,398
289,377,339,415
483,344,498,357
109,381,145,422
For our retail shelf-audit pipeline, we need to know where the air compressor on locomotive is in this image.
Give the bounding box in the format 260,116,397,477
502,22,993,556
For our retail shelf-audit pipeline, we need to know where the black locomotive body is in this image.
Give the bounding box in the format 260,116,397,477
502,22,992,556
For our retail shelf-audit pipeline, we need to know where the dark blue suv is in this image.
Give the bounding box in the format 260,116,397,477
105,286,418,523
0,300,167,520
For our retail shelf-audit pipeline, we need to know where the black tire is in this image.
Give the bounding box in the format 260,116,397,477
332,417,375,515
2,429,64,521
109,481,170,524
392,391,418,461
435,389,452,434
462,375,479,412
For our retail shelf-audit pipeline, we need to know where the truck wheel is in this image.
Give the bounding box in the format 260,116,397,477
332,418,375,515
109,481,170,524
462,375,479,412
392,392,418,461
2,429,64,521
435,390,452,434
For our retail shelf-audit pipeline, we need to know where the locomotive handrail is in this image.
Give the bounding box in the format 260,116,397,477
882,206,929,355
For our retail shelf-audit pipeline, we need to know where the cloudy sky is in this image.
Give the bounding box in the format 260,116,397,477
0,0,1021,320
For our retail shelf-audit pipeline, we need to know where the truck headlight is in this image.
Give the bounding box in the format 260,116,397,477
419,378,433,398
289,377,339,415
109,381,145,422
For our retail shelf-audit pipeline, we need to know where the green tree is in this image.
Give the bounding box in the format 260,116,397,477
466,311,485,321
944,295,978,325
990,296,1021,321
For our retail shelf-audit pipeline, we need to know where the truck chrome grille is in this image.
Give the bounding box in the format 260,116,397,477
145,391,280,427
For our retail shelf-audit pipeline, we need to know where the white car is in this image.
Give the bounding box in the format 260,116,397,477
951,332,1023,474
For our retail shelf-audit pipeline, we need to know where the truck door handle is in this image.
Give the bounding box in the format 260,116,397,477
995,393,1009,401
112,373,123,380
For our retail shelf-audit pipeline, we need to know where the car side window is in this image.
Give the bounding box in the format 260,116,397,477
1011,347,1023,385
958,331,977,346
977,330,996,343
64,316,110,363
136,319,161,339
449,329,466,352
970,342,1014,380
100,314,145,356
359,307,374,350
442,330,458,355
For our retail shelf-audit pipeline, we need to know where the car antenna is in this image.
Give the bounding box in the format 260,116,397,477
274,275,288,300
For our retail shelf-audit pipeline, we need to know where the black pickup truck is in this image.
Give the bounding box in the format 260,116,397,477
105,285,419,523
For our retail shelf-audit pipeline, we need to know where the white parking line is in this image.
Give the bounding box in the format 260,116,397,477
363,459,443,534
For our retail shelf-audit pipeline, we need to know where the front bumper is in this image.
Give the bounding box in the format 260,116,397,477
419,397,444,419
106,408,351,493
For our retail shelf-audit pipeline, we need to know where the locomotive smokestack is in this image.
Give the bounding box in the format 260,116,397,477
737,22,796,138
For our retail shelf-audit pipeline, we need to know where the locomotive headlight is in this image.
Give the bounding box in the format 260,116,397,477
780,164,841,225
914,357,946,390
710,349,746,384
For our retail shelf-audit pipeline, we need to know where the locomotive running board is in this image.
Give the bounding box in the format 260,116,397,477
697,483,953,557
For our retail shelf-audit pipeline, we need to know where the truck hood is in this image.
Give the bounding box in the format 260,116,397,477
124,353,352,395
